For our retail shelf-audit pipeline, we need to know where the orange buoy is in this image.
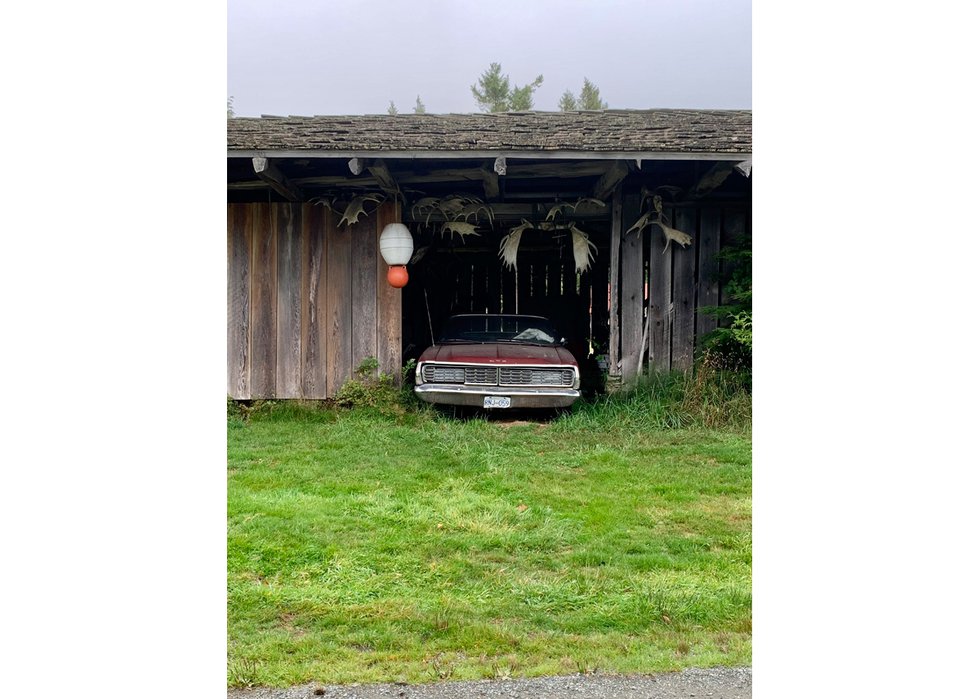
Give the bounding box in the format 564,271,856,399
387,265,409,288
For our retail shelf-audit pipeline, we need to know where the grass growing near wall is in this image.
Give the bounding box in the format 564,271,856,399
228,383,751,687
561,370,752,432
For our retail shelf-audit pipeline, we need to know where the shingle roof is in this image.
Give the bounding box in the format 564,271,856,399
227,109,751,155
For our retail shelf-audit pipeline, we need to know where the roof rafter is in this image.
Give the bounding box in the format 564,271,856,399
592,160,629,200
252,157,301,201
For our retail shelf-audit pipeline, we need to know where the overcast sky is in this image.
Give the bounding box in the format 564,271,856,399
228,0,751,116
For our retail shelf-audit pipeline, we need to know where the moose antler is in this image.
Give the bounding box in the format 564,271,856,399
498,219,533,271
440,221,480,241
338,193,384,227
568,224,598,273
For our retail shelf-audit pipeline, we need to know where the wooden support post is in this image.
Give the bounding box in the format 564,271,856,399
593,160,629,201
252,157,301,202
607,184,623,390
619,192,643,384
376,202,403,383
649,207,673,372
227,205,251,399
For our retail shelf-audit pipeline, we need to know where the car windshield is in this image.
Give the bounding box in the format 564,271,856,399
438,315,560,346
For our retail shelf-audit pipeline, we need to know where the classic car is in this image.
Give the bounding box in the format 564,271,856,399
414,314,581,409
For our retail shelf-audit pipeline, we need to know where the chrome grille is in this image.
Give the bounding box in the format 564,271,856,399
464,366,498,384
422,364,574,387
422,365,465,383
499,367,574,387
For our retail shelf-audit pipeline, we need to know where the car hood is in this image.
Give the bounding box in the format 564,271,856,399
421,343,577,366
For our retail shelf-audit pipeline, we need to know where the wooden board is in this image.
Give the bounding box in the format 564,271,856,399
301,203,327,398
227,204,251,399
375,201,402,383
607,187,622,380
326,209,352,395
350,209,378,374
671,207,697,371
649,208,672,372
696,207,722,339
249,202,277,397
276,203,303,397
619,192,643,382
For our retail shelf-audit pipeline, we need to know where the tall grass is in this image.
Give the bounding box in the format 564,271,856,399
557,369,751,433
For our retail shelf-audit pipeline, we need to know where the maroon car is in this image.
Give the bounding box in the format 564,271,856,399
414,314,581,409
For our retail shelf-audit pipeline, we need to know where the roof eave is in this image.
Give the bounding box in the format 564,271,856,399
227,149,751,162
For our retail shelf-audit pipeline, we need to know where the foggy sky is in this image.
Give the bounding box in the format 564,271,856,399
228,0,751,117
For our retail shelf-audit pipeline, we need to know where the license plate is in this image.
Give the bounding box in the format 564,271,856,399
483,396,511,409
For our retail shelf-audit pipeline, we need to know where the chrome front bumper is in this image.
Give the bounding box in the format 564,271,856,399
414,383,581,408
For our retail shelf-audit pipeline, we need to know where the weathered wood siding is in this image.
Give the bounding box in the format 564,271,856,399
227,202,402,399
624,201,750,376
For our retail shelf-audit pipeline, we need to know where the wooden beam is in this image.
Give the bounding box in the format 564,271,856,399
481,165,499,199
367,159,400,196
687,161,736,199
607,185,623,388
228,161,614,191
593,160,629,200
671,207,697,371
252,157,301,202
619,192,643,384
649,207,672,372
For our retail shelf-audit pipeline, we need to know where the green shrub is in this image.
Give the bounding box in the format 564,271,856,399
699,231,751,385
334,357,401,413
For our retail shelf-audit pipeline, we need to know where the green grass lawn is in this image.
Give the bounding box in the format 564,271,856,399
227,403,751,687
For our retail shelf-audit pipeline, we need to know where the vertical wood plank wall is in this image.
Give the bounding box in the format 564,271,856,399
636,202,750,375
227,202,402,399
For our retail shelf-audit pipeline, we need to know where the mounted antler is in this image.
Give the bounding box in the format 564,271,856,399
338,193,385,227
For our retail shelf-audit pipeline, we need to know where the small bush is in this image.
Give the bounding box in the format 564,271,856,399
334,357,402,413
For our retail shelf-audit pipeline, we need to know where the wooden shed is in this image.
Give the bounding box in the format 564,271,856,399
227,110,752,400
